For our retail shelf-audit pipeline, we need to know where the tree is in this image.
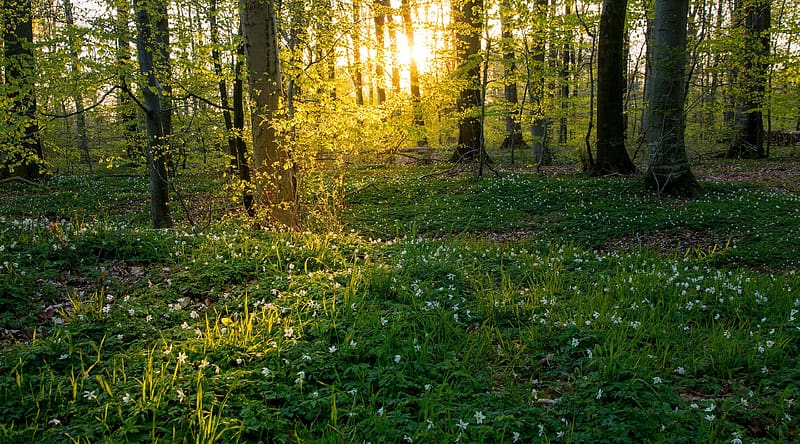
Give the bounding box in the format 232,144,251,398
592,0,636,175
1,0,46,180
241,0,298,227
401,0,426,145
62,0,92,174
450,0,486,163
114,0,142,160
644,0,701,197
498,0,527,154
727,0,770,159
133,0,173,228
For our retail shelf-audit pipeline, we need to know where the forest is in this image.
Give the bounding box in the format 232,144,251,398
1,0,800,442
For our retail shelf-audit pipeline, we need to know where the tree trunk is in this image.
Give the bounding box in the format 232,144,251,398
450,0,487,163
62,0,92,174
351,0,365,105
559,1,572,145
593,0,636,175
115,0,141,160
644,0,701,197
134,0,173,228
498,0,526,154
208,0,235,162
1,0,45,180
526,0,551,166
373,0,389,105
727,0,770,159
241,0,298,227
233,37,254,216
401,0,426,145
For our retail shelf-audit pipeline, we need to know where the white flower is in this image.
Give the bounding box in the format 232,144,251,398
122,393,131,404
705,414,716,421
512,431,520,442
261,367,270,376
48,418,61,426
704,403,716,412
82,390,97,401
427,419,434,429
328,345,338,353
456,419,469,431
474,411,485,424
146,315,153,322
394,355,401,363
177,352,188,365
652,377,662,384
284,327,294,338
586,348,593,359
571,337,580,347
676,366,686,375
349,340,357,348
295,371,305,384
199,359,209,368
596,388,603,399
59,354,69,360
403,435,412,443
176,388,186,403
377,406,384,416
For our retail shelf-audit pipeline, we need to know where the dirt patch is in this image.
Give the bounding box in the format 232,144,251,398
689,159,800,193
604,228,736,257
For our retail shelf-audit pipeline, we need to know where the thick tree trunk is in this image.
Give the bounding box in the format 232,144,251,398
727,0,770,159
559,1,572,145
450,0,487,163
1,0,45,180
134,0,173,228
644,0,701,197
241,0,297,227
593,0,636,176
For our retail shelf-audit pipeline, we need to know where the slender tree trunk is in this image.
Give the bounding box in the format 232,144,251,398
559,1,572,145
727,0,770,159
62,0,92,174
115,0,141,160
208,0,235,161
645,0,701,197
373,0,388,105
233,37,253,215
498,0,526,153
401,0,426,145
1,0,45,180
153,0,173,170
527,0,551,165
593,0,636,175
450,0,487,163
241,0,298,227
134,0,173,228
387,9,400,94
351,0,365,105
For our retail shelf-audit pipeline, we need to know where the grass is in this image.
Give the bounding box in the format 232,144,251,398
1,163,799,443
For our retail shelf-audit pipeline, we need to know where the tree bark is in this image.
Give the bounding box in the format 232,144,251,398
134,0,173,228
351,0,365,105
373,0,389,105
593,0,636,176
498,0,526,154
527,0,551,166
62,0,92,174
241,0,298,227
115,0,142,160
1,0,45,180
727,0,770,159
644,0,701,197
401,0,426,145
450,0,487,163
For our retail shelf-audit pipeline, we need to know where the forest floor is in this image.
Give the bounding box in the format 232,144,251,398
1,155,799,443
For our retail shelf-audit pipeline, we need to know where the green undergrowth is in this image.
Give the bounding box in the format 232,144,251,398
345,166,800,269
1,167,799,443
